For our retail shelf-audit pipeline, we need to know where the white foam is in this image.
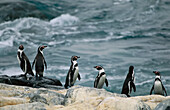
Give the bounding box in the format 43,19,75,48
48,65,70,71
0,36,14,48
135,79,153,86
50,14,79,26
0,67,23,76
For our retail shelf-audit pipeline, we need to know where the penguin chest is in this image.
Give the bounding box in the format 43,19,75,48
72,67,79,84
97,75,106,89
154,81,163,95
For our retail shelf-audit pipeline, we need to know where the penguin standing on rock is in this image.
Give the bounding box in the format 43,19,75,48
150,71,167,96
94,66,108,89
32,46,47,78
17,45,34,79
121,66,136,97
64,56,81,89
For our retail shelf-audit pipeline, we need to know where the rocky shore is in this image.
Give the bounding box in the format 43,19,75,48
0,83,170,110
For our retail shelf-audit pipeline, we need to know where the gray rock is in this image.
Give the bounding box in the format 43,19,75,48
27,89,65,105
155,99,170,110
0,83,66,107
29,94,48,104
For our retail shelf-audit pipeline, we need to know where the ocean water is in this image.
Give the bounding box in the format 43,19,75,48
0,0,170,96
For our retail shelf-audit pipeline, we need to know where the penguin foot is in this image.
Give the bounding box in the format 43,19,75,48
127,94,131,97
64,85,68,89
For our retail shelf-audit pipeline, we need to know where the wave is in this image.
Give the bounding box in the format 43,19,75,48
0,14,79,48
50,14,79,26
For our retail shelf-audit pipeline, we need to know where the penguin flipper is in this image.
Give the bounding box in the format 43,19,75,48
94,76,99,88
44,59,47,70
32,59,36,69
64,73,69,89
127,94,131,97
150,85,154,95
78,73,81,80
96,76,100,88
94,78,97,88
105,78,109,87
25,58,34,76
130,81,136,92
162,84,168,96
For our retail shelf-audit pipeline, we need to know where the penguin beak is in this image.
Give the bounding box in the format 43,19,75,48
42,45,47,49
153,71,160,75
77,56,80,58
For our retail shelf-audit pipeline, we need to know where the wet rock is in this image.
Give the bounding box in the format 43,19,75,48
0,74,63,89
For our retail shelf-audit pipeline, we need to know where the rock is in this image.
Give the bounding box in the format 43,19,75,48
65,85,126,105
97,97,151,110
64,86,150,110
28,89,65,105
0,74,63,89
0,83,65,108
0,102,47,110
155,99,170,110
0,83,170,110
0,96,28,107
131,95,170,110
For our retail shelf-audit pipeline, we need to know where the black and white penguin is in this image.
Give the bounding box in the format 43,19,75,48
121,66,136,97
17,45,34,78
94,66,108,89
32,45,47,77
64,56,81,89
150,71,167,96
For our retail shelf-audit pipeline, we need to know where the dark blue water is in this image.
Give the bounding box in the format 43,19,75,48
0,0,170,96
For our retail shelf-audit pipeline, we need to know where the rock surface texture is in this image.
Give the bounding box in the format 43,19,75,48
0,75,63,89
0,83,170,110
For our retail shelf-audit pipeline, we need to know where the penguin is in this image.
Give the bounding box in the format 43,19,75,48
150,71,167,96
94,66,108,89
64,56,81,89
121,66,136,97
17,45,34,78
32,45,47,77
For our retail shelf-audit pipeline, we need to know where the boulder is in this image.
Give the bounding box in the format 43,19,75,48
0,83,65,108
0,74,63,89
155,99,170,110
0,83,170,110
131,95,170,110
65,85,126,105
64,86,151,110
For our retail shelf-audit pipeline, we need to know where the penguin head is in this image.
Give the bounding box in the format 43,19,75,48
129,66,134,74
94,66,103,70
38,45,47,52
71,56,80,61
19,45,24,50
153,71,160,76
